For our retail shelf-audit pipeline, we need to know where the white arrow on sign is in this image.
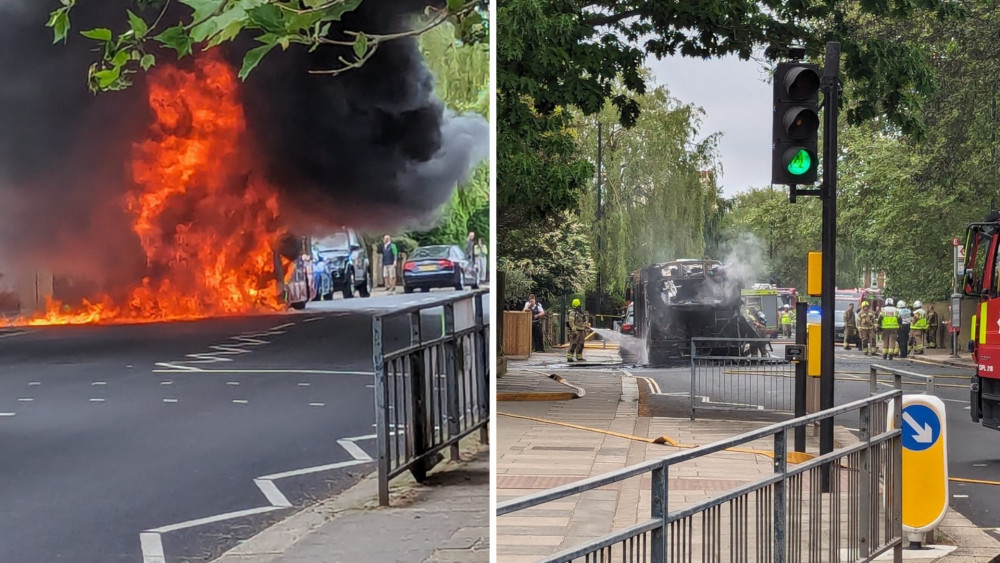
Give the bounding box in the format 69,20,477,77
903,411,934,443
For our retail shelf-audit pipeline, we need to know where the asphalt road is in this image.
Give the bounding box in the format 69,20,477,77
630,345,1000,537
0,289,487,563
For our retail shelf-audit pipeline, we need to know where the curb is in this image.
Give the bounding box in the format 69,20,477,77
211,435,486,563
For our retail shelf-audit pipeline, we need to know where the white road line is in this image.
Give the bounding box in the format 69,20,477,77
253,479,292,508
338,437,374,461
0,413,15,417
162,399,178,403
297,382,311,387
28,382,40,386
308,402,326,407
92,381,107,386
954,494,970,498
232,399,249,405
0,330,30,339
149,506,285,534
303,316,324,323
153,369,374,375
17,398,33,402
89,398,105,402
160,380,173,385
139,532,166,563
226,381,240,386
270,322,296,331
974,463,988,467
258,459,369,481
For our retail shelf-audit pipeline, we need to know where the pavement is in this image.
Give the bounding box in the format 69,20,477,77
212,436,490,563
496,342,1000,563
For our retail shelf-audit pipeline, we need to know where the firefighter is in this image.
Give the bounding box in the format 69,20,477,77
927,305,939,349
910,300,928,354
857,301,877,355
566,298,590,362
878,298,901,360
780,305,793,338
897,300,912,358
843,303,857,350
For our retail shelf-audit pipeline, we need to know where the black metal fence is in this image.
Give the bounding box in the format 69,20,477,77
371,289,490,505
690,337,795,419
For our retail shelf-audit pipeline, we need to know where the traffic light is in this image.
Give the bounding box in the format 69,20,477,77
772,61,820,185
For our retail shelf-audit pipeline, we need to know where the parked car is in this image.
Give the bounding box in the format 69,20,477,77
620,302,635,336
313,229,371,299
834,308,862,348
402,245,480,292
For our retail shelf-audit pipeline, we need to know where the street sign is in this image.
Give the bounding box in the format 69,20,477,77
952,237,960,247
891,395,949,534
955,244,966,276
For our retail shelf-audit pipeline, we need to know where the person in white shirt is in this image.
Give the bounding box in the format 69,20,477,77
523,294,545,352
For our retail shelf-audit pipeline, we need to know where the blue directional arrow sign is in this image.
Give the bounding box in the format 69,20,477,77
901,404,941,452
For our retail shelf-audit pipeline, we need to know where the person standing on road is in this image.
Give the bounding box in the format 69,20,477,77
566,298,590,362
857,301,877,355
524,294,546,352
911,300,928,355
381,235,399,293
474,238,488,282
780,305,793,338
897,300,912,358
879,298,900,360
843,303,857,350
927,305,939,349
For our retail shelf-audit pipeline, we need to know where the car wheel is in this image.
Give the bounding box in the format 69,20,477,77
404,285,415,294
342,271,355,299
290,301,306,310
357,269,371,298
454,269,464,291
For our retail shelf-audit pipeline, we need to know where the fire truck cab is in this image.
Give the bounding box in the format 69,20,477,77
963,210,1000,429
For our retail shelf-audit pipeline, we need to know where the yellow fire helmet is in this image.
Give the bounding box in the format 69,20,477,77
861,301,869,307
572,298,581,307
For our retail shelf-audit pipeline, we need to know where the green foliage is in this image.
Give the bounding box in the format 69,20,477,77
574,83,722,297
497,0,965,243
502,211,595,303
47,0,487,92
499,261,533,310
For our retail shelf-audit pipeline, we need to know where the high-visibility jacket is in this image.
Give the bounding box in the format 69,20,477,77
879,306,900,329
780,312,792,324
912,308,928,330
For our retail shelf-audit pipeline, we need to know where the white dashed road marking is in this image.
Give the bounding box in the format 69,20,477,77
28,382,40,386
162,399,178,404
92,381,107,386
226,381,240,386
308,402,326,407
297,382,311,387
17,398,33,402
89,398,105,403
0,413,15,417
232,400,249,405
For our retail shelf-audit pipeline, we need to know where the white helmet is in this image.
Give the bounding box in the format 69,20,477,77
913,300,922,308
886,298,895,306
897,300,906,308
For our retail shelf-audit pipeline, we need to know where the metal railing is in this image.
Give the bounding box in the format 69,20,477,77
498,380,903,563
690,337,794,419
371,289,490,505
869,364,935,395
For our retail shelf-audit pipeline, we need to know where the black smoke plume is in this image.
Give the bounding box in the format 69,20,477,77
0,0,488,295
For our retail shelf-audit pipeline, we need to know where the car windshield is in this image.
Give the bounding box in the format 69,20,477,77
411,246,451,259
315,232,350,250
834,310,845,324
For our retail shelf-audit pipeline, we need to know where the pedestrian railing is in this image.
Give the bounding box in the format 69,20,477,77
497,378,904,563
371,289,490,505
869,364,935,395
690,337,794,419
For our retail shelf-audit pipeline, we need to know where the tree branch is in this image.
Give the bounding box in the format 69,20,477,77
585,8,644,28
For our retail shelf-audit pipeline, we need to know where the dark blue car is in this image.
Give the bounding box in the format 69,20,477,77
402,245,480,293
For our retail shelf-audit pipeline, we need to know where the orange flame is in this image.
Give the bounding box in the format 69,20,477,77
23,54,286,326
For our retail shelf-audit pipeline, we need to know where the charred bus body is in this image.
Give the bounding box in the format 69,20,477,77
627,259,766,364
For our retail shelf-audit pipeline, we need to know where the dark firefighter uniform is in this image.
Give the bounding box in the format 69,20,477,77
567,300,590,362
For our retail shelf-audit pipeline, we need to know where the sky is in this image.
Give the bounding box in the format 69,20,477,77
646,54,774,198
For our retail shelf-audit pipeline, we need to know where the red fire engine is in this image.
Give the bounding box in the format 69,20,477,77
963,210,1000,429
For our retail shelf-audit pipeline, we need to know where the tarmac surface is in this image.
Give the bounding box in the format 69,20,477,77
497,341,1000,563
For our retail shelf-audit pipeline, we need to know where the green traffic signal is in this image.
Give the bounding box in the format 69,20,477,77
787,149,812,176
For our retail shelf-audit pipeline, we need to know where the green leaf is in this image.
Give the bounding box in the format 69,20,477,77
80,28,112,41
110,49,130,67
178,0,226,23
94,67,121,88
247,5,284,33
447,0,465,12
353,33,368,59
322,0,362,21
238,42,276,81
154,25,193,57
140,53,156,71
47,8,71,44
127,10,149,38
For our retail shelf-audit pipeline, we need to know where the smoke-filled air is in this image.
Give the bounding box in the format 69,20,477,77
0,0,489,325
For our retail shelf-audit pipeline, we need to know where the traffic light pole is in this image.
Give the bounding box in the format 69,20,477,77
819,41,841,493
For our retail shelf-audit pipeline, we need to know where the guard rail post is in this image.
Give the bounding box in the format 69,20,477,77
408,311,432,482
444,303,460,461
859,401,871,558
773,428,788,563
651,462,667,561
474,292,489,444
372,315,390,506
